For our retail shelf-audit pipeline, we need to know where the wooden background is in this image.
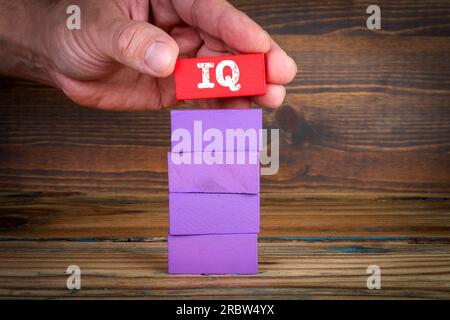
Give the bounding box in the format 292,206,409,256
0,0,449,299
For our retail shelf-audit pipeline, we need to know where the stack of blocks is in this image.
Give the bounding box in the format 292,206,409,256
167,109,262,274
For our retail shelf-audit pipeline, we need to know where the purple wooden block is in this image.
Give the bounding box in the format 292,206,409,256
171,109,262,152
169,193,259,235
168,233,258,274
168,151,259,194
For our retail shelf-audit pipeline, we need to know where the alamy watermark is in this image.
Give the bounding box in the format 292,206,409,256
66,265,81,290
66,5,81,30
367,265,381,290
171,121,279,175
366,5,381,30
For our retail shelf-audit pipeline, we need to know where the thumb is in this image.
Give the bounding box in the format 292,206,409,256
101,18,179,77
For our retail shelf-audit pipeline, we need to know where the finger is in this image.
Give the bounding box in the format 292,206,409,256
199,31,227,52
266,41,298,85
170,27,203,58
151,0,182,31
98,18,179,77
55,71,162,112
253,84,286,109
172,0,271,53
192,97,252,109
157,27,203,107
128,0,150,22
157,74,178,108
199,31,246,56
196,43,229,58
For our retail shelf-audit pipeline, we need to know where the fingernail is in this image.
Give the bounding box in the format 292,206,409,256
289,56,296,66
289,56,298,71
145,42,174,74
264,30,273,49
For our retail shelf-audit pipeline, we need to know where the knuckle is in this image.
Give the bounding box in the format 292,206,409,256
114,22,144,58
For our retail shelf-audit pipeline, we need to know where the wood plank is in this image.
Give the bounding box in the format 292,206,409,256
280,35,450,95
1,35,449,194
0,239,449,299
0,0,448,300
0,143,448,193
231,0,450,36
0,192,449,239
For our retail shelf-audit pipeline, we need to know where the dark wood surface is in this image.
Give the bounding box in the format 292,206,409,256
0,0,449,299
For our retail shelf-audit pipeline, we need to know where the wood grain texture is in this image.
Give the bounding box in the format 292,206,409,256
0,192,449,239
231,0,450,36
0,239,449,299
1,35,449,194
0,0,449,299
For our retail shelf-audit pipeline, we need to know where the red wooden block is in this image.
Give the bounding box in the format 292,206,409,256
174,53,266,100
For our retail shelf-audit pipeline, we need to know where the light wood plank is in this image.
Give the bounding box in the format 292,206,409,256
0,240,449,299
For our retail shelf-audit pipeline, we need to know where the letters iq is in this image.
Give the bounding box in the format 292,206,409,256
174,53,266,100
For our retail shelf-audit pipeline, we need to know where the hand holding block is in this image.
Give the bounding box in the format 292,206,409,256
168,151,259,194
174,53,266,100
171,109,262,152
169,193,259,235
168,234,258,274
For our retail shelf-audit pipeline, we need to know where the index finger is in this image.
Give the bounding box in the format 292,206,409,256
171,0,271,53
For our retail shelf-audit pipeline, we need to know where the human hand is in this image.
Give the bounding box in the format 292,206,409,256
6,0,297,111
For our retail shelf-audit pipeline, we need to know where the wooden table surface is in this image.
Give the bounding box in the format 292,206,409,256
0,0,449,299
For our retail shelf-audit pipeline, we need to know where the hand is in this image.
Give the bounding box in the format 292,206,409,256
5,0,298,111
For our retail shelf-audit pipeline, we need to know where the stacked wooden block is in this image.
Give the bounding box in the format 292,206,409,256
168,109,262,274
